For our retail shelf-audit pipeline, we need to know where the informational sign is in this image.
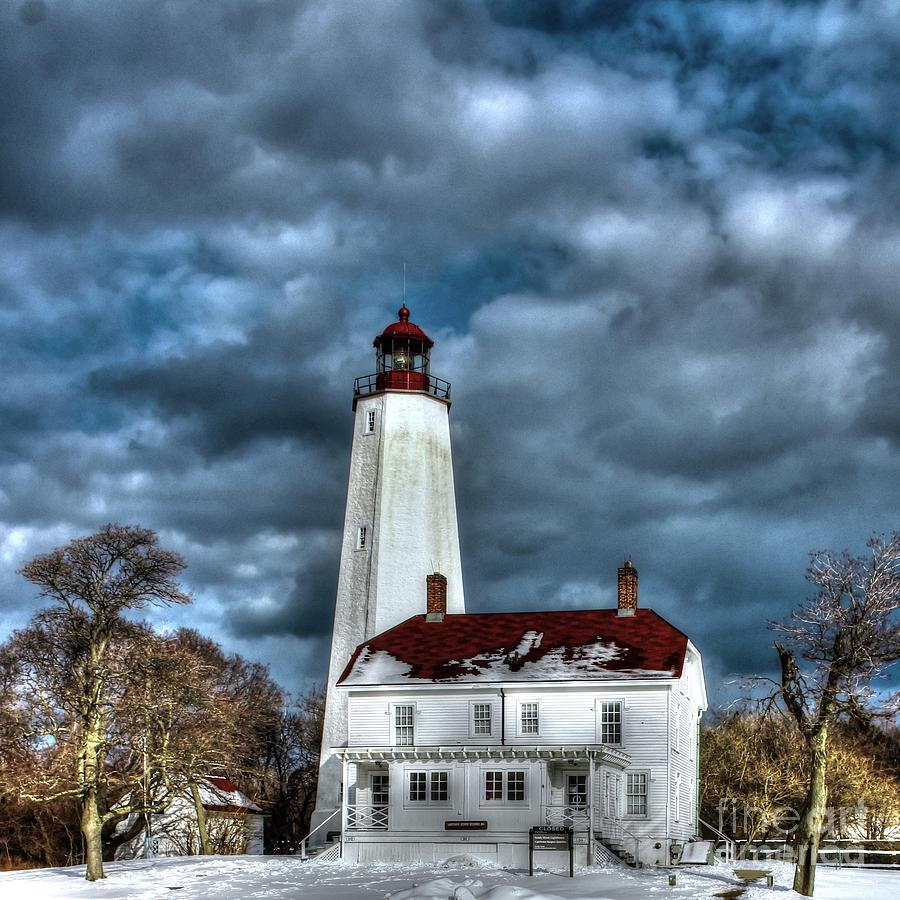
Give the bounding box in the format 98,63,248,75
444,820,488,830
529,826,574,877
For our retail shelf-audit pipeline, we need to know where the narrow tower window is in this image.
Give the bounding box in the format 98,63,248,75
365,409,377,433
356,526,367,551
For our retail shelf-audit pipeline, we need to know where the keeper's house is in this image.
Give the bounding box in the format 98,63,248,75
333,563,706,869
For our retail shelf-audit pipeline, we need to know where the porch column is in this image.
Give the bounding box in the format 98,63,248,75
341,755,349,839
588,753,595,865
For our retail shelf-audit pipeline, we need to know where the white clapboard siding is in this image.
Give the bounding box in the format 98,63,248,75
348,695,391,745
347,685,678,752
610,686,670,841
348,691,508,746
667,687,701,841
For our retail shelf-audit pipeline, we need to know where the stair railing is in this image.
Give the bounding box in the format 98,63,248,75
620,822,641,866
604,819,641,866
698,817,736,864
299,808,341,861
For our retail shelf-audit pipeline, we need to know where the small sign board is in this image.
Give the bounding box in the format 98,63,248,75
444,820,488,830
529,826,574,877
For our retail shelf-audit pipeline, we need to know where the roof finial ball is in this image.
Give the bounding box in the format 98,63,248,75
398,304,410,321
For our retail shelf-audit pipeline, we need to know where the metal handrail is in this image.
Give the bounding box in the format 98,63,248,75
353,372,451,401
299,808,341,860
698,817,736,864
604,819,642,866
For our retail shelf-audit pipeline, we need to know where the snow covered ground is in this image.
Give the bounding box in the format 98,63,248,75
0,856,896,900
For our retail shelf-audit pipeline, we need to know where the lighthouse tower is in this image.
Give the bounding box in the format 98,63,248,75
310,306,465,838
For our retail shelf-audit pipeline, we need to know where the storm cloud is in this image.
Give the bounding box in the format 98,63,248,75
2,0,899,704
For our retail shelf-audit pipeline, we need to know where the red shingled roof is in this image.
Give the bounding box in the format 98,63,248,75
205,776,238,793
338,609,688,685
201,776,263,814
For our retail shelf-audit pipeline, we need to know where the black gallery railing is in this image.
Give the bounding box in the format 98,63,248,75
354,372,452,401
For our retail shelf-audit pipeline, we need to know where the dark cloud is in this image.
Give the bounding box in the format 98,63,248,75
1,0,898,700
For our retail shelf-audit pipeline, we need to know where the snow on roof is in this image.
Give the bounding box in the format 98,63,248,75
338,609,688,686
200,777,263,814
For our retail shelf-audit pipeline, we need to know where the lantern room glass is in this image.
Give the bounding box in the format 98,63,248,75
378,337,430,375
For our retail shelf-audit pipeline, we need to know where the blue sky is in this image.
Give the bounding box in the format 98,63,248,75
2,0,899,706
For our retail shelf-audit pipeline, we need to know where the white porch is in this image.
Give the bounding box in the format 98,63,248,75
334,744,631,867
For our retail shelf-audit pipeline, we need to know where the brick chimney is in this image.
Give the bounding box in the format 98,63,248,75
426,571,448,621
617,560,638,616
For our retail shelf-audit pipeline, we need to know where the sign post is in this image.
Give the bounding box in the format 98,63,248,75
529,826,574,877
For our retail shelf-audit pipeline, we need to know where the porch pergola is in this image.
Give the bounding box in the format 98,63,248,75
334,744,631,837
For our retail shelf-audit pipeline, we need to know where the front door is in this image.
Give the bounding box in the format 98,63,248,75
566,773,587,809
370,773,389,829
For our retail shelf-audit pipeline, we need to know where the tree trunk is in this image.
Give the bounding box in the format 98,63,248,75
81,790,105,881
190,782,212,855
80,688,107,882
793,726,829,896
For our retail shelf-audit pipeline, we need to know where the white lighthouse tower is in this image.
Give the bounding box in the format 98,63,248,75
310,306,465,840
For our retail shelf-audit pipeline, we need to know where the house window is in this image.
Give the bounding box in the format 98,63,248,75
371,773,389,806
407,770,450,806
472,702,492,736
672,706,681,752
483,770,527,803
394,705,414,746
566,774,587,809
600,700,622,744
365,409,377,433
408,771,426,802
507,771,525,801
431,771,448,802
674,773,682,822
626,772,648,817
485,770,503,801
356,526,367,551
520,702,539,735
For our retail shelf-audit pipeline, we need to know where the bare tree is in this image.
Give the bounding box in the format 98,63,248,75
242,687,324,852
7,524,190,881
771,534,900,896
155,630,283,855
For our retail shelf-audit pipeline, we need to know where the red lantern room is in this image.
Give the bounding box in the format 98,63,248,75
374,305,433,391
354,306,451,404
